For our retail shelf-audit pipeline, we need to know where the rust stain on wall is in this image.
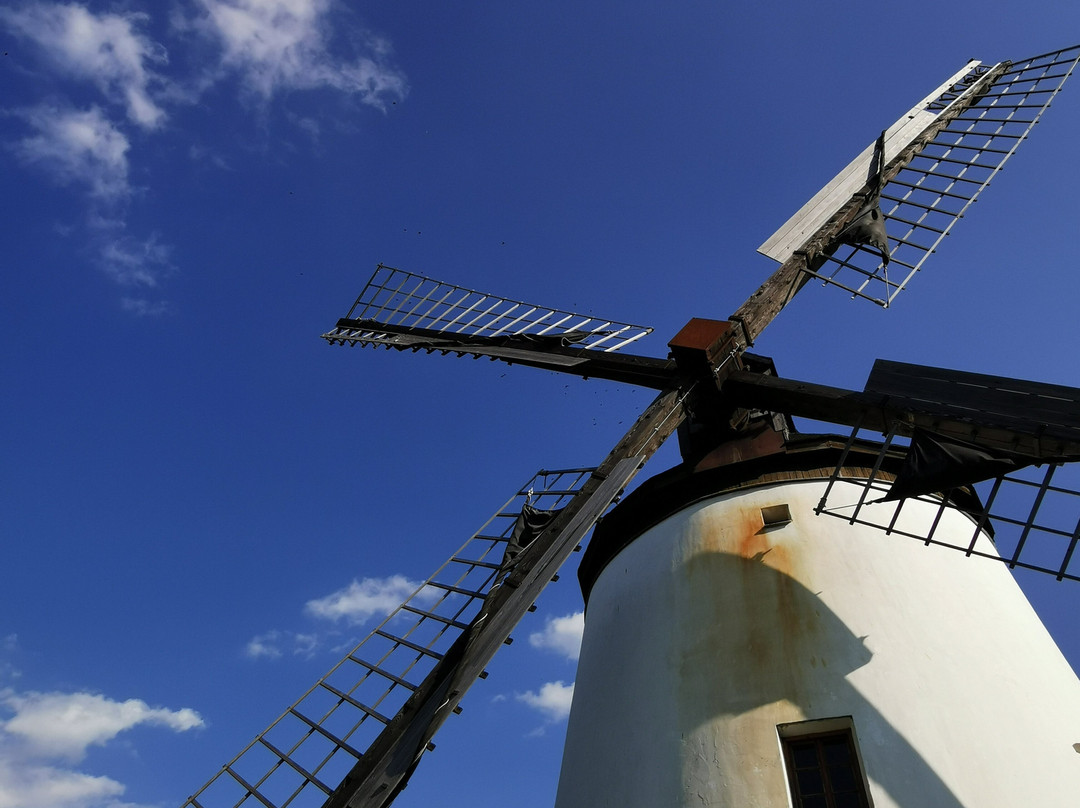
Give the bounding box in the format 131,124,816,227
677,501,867,733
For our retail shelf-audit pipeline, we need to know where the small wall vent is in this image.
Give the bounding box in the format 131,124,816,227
761,504,792,529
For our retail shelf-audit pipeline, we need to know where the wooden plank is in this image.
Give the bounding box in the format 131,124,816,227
869,360,1080,404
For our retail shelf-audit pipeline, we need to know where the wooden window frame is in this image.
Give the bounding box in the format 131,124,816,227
778,717,873,808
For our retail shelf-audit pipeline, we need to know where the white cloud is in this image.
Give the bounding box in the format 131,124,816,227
305,575,420,624
193,0,407,107
1,690,203,762
0,2,168,129
0,686,203,807
11,105,130,199
0,758,125,808
516,681,574,722
528,611,584,660
245,631,283,660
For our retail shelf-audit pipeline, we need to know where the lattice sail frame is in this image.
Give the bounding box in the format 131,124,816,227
815,425,1080,582
323,265,653,353
759,44,1080,307
182,467,595,808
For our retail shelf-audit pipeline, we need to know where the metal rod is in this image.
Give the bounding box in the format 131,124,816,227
257,738,333,795
1008,463,1058,568
909,152,998,171
884,496,905,535
374,629,445,660
923,491,952,546
937,129,1023,143
815,419,863,515
887,178,972,201
488,306,538,337
850,425,898,524
535,313,575,335
399,605,470,630
1056,513,1080,581
440,295,485,331
879,194,960,217
477,302,521,335
966,474,1005,555
433,293,487,329
514,309,555,335
455,299,504,333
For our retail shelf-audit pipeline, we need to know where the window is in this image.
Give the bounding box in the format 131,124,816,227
780,721,871,808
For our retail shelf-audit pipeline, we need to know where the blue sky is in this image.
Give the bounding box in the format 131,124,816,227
2,2,1080,807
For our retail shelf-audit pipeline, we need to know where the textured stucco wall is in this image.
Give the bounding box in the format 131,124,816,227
555,479,1080,807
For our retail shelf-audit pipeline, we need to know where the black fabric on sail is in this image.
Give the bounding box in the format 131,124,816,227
882,430,1029,502
495,503,560,582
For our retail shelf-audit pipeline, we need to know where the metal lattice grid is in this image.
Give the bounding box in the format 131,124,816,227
813,44,1080,307
323,265,653,353
182,467,595,808
814,425,1080,583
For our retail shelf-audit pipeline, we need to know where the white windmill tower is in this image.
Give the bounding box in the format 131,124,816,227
183,44,1080,808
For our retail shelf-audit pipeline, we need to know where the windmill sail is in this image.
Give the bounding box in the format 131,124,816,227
722,359,1080,581
183,378,692,808
322,265,675,388
814,432,1080,583
181,468,596,808
735,43,1080,344
184,40,1080,808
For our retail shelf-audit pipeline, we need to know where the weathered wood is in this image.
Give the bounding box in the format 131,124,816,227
723,368,1080,461
866,359,1080,447
327,318,680,389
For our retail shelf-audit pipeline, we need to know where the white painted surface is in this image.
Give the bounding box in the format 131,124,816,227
554,479,1080,808
757,60,985,264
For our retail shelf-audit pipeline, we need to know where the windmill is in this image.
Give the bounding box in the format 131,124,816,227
183,43,1080,808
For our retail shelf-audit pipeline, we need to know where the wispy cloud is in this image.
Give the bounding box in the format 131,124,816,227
99,232,174,287
305,575,420,624
120,297,170,317
0,686,203,807
245,630,320,660
1,0,408,313
245,631,284,660
246,573,431,664
10,104,130,199
0,2,169,129
191,0,407,107
516,681,574,722
0,635,22,686
528,611,584,661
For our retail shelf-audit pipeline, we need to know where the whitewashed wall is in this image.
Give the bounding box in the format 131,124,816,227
555,479,1080,808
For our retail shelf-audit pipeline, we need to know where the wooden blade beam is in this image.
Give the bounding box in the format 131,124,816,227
326,318,679,389
323,382,695,808
722,366,1080,461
